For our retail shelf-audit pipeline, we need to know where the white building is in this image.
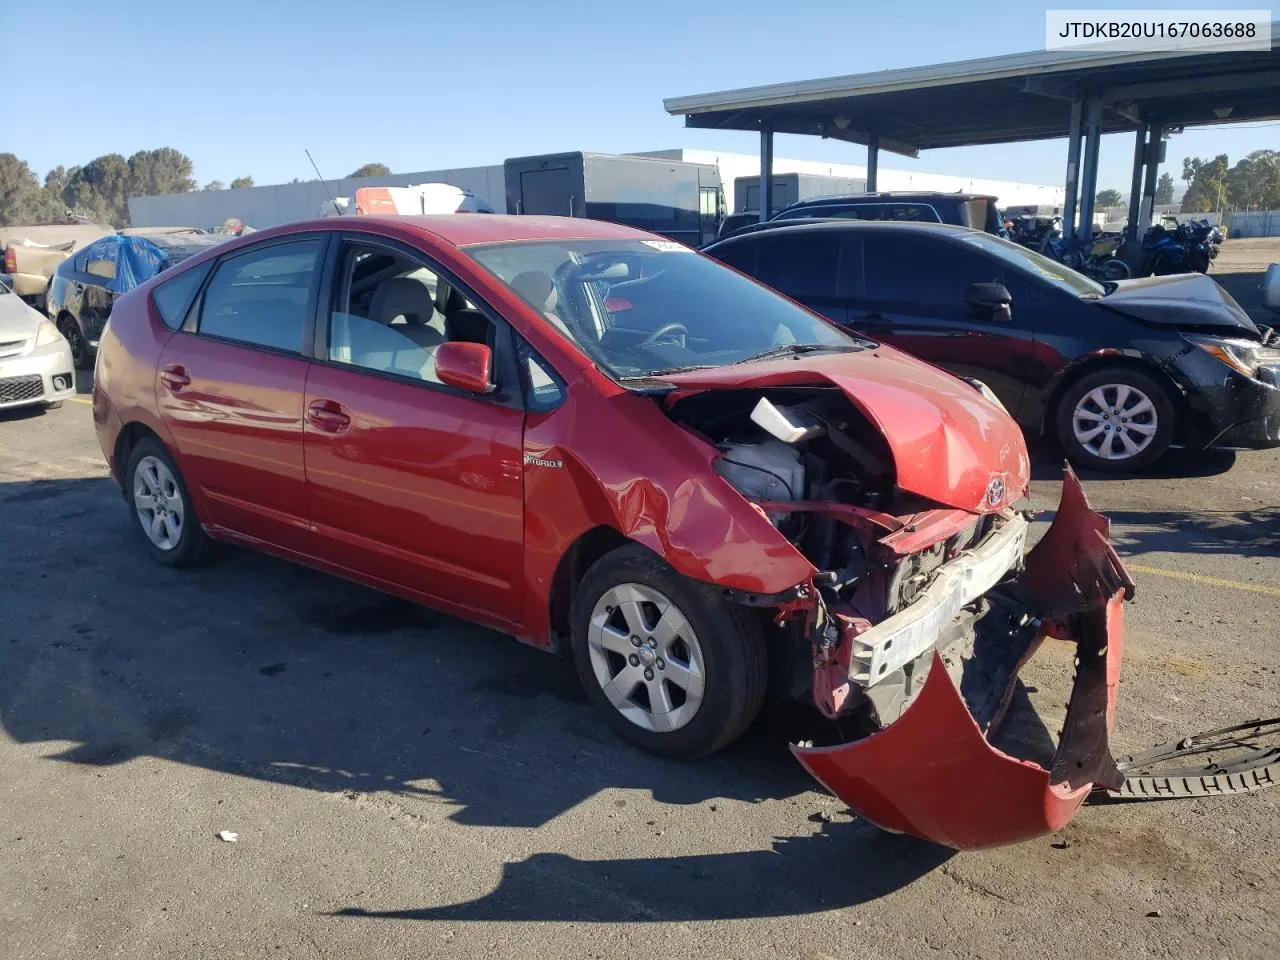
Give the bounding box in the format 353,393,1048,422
631,148,1065,212
128,148,1064,228
128,166,506,231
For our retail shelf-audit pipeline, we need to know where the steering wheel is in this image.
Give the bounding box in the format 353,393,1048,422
638,322,688,349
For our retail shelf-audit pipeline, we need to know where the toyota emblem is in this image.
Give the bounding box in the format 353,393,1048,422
985,477,1006,507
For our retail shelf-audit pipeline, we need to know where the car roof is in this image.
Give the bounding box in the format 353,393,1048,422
269,214,659,247
708,219,976,247
785,191,996,206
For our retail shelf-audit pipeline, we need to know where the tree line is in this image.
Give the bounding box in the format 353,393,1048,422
0,151,393,228
1181,150,1280,213
1092,174,1177,210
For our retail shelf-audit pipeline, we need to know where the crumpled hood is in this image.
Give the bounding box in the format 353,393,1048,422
1100,273,1259,334
0,290,44,341
662,348,1030,514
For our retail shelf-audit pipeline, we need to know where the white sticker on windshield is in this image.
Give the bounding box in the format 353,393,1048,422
641,240,692,253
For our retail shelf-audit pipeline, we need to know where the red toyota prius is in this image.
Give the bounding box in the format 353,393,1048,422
92,215,1132,849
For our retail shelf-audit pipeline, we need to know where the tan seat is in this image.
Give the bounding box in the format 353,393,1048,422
368,277,444,349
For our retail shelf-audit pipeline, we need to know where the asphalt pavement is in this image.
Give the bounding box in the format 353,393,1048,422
1,241,1277,959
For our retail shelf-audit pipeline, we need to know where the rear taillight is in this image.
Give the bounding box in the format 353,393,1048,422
3,246,15,274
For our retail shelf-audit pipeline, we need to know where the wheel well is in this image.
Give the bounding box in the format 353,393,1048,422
547,526,632,652
112,422,161,490
1043,356,1189,440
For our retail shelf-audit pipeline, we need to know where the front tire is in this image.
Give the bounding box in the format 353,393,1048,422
570,544,768,759
1055,368,1175,472
124,437,209,567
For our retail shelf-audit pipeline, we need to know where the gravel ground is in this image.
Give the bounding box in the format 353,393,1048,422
1,239,1277,959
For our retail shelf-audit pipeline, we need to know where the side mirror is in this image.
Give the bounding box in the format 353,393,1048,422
1261,264,1280,313
435,341,494,394
965,282,1012,322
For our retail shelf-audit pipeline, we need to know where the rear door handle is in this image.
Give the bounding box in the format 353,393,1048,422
159,363,190,391
307,399,351,433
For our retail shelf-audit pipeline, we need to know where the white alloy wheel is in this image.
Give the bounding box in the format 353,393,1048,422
1071,383,1158,461
133,454,186,551
586,582,706,733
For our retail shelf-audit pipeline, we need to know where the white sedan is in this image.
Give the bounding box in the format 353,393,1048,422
0,276,76,411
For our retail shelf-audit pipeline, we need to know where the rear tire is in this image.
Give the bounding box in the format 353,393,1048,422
1055,367,1175,473
570,544,768,759
1100,258,1130,281
57,315,94,370
124,437,210,567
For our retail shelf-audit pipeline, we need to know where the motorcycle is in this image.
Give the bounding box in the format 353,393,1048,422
1040,227,1132,281
1009,215,1060,251
1142,219,1213,276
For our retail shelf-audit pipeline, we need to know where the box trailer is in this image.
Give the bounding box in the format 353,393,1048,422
504,152,725,246
734,173,867,217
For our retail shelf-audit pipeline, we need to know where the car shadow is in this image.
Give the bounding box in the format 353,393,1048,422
0,473,953,920
1104,505,1280,559
0,404,52,423
1027,437,1237,482
330,823,950,922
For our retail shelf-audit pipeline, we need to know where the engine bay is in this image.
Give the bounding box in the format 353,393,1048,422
667,385,1028,725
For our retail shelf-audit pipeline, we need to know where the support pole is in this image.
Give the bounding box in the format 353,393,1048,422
759,125,774,221
1076,96,1103,240
1140,123,1163,229
1126,126,1148,235
1062,101,1083,242
866,136,880,192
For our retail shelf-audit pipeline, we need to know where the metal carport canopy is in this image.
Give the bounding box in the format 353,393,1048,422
664,24,1280,155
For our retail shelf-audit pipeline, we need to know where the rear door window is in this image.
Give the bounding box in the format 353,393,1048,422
753,234,842,302
710,239,757,276
865,234,1002,308
197,239,323,353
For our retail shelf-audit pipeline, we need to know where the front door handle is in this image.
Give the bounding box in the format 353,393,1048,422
159,363,190,391
307,399,351,433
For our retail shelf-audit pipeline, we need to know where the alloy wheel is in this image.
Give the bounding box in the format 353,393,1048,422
1071,383,1158,461
133,455,185,551
586,583,706,733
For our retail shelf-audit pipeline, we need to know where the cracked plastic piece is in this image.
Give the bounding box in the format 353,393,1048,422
794,467,1133,850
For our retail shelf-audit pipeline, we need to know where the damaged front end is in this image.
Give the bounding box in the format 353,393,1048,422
794,468,1133,850
664,378,1133,850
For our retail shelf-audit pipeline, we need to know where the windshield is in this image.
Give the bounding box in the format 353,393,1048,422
465,239,869,379
956,231,1105,297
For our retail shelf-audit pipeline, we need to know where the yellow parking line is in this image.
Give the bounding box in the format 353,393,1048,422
70,396,92,404
1127,563,1280,599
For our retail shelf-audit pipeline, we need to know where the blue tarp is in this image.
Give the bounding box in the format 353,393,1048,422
76,233,224,294
76,235,168,294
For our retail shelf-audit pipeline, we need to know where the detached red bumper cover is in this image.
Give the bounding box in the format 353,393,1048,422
794,469,1134,850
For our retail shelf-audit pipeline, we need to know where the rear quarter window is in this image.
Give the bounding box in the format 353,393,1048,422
153,261,213,330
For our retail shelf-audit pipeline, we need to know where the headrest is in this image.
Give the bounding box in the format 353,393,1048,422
370,277,434,326
445,308,492,346
510,271,559,315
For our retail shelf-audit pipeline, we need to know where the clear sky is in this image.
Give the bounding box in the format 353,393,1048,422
3,0,1275,195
